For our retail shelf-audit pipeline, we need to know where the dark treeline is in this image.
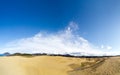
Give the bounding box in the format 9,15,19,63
5,52,114,58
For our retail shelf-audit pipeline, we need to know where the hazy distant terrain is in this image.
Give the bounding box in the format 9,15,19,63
0,56,120,75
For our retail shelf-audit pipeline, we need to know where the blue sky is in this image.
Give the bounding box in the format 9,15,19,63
0,0,120,54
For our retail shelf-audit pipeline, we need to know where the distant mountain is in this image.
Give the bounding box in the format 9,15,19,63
0,52,10,56
68,52,92,56
0,51,110,57
0,54,5,56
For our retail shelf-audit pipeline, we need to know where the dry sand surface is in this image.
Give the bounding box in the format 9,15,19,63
0,56,88,75
0,56,120,75
69,57,120,75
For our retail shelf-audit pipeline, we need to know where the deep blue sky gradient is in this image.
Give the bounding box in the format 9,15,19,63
0,0,120,50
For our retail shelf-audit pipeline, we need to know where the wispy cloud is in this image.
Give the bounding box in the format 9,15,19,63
106,46,112,50
0,22,114,56
101,45,112,50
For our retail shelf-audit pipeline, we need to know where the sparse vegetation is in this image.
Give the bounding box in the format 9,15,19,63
10,53,33,57
9,53,112,58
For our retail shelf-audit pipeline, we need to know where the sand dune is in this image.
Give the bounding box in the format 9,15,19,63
69,57,120,75
0,56,120,75
0,56,87,75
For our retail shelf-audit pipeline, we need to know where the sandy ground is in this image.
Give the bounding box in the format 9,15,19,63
0,56,86,75
69,57,120,75
0,56,120,75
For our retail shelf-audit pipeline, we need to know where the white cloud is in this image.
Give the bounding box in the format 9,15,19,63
0,22,112,56
101,45,112,50
106,46,112,50
101,45,104,49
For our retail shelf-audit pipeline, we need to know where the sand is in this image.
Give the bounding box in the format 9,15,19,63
0,56,120,75
69,57,120,75
0,56,86,75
